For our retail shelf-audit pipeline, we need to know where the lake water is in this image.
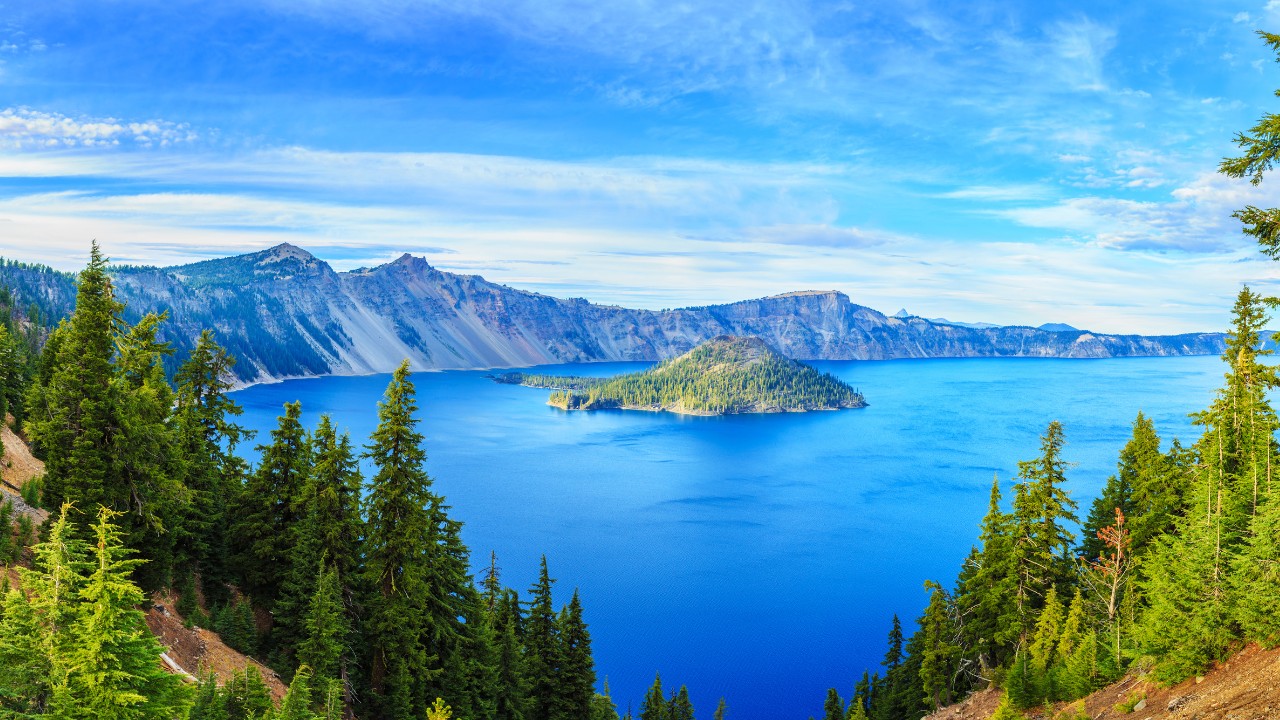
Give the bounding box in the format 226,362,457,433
231,355,1224,719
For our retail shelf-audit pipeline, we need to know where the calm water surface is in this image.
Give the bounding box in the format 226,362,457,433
231,356,1223,719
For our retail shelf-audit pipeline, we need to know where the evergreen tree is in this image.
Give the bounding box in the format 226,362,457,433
527,556,561,720
713,697,727,720
225,667,273,720
53,506,190,719
639,675,669,720
233,400,312,607
846,694,868,720
276,414,363,670
1009,422,1078,644
359,361,442,720
172,329,250,596
957,476,1017,670
823,688,845,720
1233,480,1280,645
494,588,531,720
918,581,959,710
266,665,317,720
189,670,230,720
557,589,597,720
668,686,694,720
590,680,621,720
297,564,350,698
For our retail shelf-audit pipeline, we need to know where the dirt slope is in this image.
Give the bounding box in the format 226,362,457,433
146,594,288,700
924,644,1280,720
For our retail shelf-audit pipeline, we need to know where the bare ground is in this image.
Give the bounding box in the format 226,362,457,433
147,591,288,700
925,644,1280,720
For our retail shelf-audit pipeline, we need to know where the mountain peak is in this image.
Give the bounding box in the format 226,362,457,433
262,242,317,263
169,242,329,286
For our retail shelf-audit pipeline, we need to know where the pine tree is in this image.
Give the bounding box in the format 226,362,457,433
557,589,597,720
668,686,694,720
527,556,561,720
360,361,440,720
297,564,349,697
846,694,868,720
267,665,317,720
53,506,190,719
233,400,312,607
1233,482,1280,645
639,675,669,720
494,588,531,720
276,414,363,670
823,688,845,720
1009,422,1078,644
958,476,1017,670
918,581,959,710
172,329,250,597
713,697,727,720
225,667,273,720
590,679,621,720
189,670,230,720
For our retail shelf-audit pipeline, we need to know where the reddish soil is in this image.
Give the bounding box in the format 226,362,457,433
146,591,287,700
925,644,1280,720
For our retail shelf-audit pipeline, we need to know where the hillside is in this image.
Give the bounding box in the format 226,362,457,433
0,244,1227,386
501,335,867,415
925,642,1280,720
0,424,287,700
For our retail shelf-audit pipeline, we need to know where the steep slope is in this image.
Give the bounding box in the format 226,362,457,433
0,244,1227,385
924,643,1280,720
505,335,867,414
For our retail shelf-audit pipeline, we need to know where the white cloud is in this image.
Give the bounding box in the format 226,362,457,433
1235,11,1252,23
0,107,197,148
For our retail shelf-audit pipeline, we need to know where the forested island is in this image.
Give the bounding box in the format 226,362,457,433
494,335,867,415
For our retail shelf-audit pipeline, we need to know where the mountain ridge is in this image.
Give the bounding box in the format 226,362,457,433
0,244,1229,386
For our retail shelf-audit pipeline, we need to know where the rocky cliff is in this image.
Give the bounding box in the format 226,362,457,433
1,244,1226,384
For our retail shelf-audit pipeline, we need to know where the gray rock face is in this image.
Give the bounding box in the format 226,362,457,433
2,244,1227,384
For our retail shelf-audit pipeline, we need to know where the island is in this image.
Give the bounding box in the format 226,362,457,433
494,335,868,415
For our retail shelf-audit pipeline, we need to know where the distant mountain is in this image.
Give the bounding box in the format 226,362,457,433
928,317,1002,330
1038,322,1080,333
499,335,867,415
0,244,1228,385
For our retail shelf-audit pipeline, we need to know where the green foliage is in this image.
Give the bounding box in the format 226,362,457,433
224,666,273,720
1113,692,1144,714
20,475,41,508
296,564,350,699
213,597,259,656
189,670,230,720
823,688,845,720
0,504,190,718
1219,31,1280,257
639,674,669,720
520,336,865,414
988,693,1026,720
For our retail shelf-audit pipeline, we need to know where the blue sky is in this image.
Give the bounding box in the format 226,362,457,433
3,0,1280,332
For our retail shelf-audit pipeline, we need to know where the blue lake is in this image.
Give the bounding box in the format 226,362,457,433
230,355,1224,719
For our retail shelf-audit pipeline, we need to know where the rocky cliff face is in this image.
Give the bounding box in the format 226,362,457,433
2,244,1226,384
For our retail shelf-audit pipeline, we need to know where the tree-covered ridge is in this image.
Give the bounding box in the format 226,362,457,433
499,335,867,415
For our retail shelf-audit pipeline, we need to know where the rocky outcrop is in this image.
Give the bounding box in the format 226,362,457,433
0,244,1227,385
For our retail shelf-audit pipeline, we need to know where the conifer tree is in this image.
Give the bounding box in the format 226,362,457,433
276,414,363,669
823,688,845,720
494,588,531,720
225,667,274,720
297,564,350,699
639,675,669,720
957,476,1017,670
527,556,561,720
590,679,621,720
1009,422,1078,643
189,670,230,720
846,695,868,720
667,686,694,720
714,697,727,720
557,589,597,720
172,329,250,595
918,581,959,710
55,506,190,719
1232,482,1280,645
233,400,312,606
360,361,440,720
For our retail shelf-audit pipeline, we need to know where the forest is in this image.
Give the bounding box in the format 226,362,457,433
500,337,865,414
0,245,707,720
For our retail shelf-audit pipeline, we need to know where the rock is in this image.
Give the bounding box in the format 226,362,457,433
1168,695,1195,712
1133,698,1146,711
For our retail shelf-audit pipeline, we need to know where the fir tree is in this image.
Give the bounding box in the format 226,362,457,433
557,589,597,720
360,361,441,720
297,564,350,698
713,697,727,720
172,329,250,596
668,686,694,720
823,688,845,720
639,675,669,720
918,581,959,710
527,556,561,720
54,506,190,719
233,400,312,607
